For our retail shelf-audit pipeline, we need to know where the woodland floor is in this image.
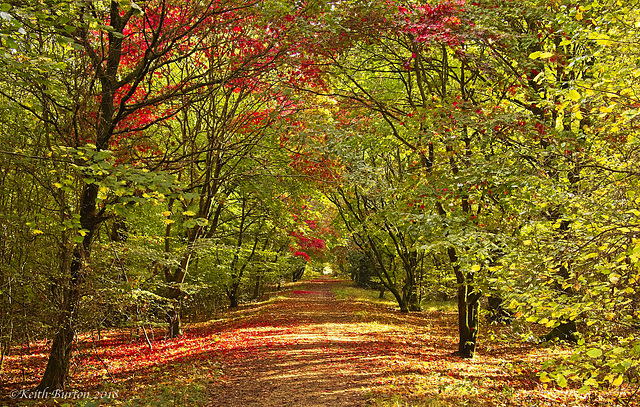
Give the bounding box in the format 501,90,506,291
1,277,638,406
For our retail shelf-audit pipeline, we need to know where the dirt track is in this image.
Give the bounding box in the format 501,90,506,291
208,277,436,407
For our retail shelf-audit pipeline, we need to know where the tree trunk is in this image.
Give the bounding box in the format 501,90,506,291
164,254,191,338
448,247,480,358
35,249,83,391
457,284,480,358
226,276,242,309
406,274,420,311
408,290,421,311
35,325,74,391
402,273,420,312
398,299,409,313
252,272,262,299
228,288,239,308
292,266,305,282
167,302,182,338
388,288,408,313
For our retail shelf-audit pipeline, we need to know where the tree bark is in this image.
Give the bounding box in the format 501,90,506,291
456,284,480,358
167,304,182,338
448,247,480,358
36,247,84,390
292,266,305,282
252,272,262,299
228,286,240,309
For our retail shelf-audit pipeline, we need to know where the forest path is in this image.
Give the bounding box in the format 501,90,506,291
2,277,594,406
207,277,454,407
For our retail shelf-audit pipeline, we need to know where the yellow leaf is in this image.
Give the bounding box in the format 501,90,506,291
471,264,481,272
164,219,175,225
589,32,612,46
162,211,172,217
567,89,581,101
32,229,44,235
539,372,552,383
612,375,623,386
528,51,552,60
182,211,196,217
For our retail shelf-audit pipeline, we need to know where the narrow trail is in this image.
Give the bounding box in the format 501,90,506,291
207,277,453,407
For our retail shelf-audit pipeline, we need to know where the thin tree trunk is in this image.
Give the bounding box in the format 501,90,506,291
253,272,262,299
167,304,182,338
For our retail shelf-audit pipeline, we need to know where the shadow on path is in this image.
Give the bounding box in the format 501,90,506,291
208,277,451,407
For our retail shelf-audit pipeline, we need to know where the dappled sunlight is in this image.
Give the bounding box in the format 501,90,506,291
2,279,634,406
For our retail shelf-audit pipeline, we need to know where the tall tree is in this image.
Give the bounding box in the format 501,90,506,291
1,0,287,391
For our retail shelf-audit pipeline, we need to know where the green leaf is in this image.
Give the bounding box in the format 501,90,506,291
556,374,568,388
70,42,85,51
195,217,209,226
578,385,591,394
584,377,598,387
114,205,129,217
586,348,603,358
